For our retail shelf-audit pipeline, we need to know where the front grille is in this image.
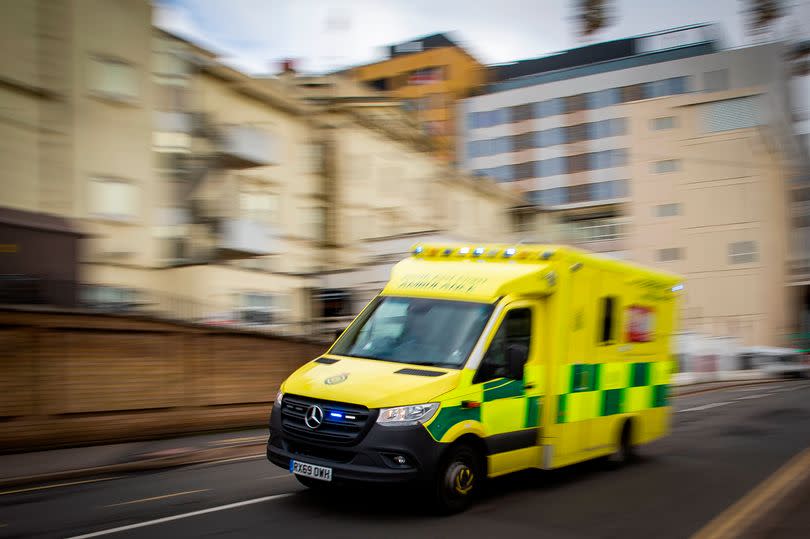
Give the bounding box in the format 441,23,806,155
280,394,375,446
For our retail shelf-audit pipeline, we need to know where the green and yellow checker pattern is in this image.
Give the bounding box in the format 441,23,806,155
425,364,545,442
555,361,671,424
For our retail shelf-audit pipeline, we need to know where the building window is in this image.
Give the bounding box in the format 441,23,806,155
88,57,138,101
564,94,587,114
513,132,535,151
657,247,683,262
537,98,564,118
568,183,593,204
704,69,729,93
656,203,681,217
240,191,279,224
729,241,758,264
513,161,535,180
88,178,138,220
587,88,621,108
667,76,689,94
650,116,677,130
700,96,762,133
621,84,644,102
510,103,534,122
652,159,680,173
567,123,588,143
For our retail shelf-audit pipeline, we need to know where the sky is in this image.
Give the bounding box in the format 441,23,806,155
153,0,805,75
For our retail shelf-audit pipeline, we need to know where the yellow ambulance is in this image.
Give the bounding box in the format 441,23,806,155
267,244,681,512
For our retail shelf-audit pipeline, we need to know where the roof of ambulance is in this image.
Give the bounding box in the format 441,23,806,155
381,243,682,303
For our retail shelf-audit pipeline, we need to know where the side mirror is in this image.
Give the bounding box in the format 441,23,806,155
506,343,528,381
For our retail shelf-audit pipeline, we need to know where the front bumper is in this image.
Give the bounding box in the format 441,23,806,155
267,406,444,484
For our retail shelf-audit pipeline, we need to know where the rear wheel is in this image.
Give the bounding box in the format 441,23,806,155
432,443,482,514
610,420,636,465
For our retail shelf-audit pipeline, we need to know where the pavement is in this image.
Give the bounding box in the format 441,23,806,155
1,376,809,538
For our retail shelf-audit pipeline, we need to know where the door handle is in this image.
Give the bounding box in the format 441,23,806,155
524,383,535,390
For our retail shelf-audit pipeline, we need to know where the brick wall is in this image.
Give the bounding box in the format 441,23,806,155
0,309,327,451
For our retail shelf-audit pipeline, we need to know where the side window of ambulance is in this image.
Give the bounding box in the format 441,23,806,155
598,296,617,344
474,308,532,384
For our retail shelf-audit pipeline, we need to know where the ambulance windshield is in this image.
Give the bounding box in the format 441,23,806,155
331,296,494,368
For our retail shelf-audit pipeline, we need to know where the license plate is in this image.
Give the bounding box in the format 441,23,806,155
290,460,332,482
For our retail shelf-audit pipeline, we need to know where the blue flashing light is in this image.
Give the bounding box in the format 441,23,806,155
458,247,470,255
504,247,517,258
442,248,453,256
672,283,684,292
413,246,424,255
473,247,485,257
329,412,344,419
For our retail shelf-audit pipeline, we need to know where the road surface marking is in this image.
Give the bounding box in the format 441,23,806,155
261,474,293,480
0,476,124,496
67,493,294,538
692,447,810,539
678,402,732,413
734,386,782,392
734,393,772,400
184,453,265,470
104,489,210,508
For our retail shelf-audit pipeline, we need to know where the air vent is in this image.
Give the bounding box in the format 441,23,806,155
395,368,445,377
314,357,339,365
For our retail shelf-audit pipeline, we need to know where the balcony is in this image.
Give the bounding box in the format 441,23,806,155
220,125,277,169
217,218,281,259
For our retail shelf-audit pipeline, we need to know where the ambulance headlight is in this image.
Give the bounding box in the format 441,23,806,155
274,390,284,407
376,403,439,426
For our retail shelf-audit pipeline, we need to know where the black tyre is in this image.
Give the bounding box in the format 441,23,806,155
610,420,636,465
432,443,482,514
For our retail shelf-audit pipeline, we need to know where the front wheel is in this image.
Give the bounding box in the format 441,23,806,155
432,443,482,514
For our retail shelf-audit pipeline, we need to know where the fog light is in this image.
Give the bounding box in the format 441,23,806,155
393,455,407,465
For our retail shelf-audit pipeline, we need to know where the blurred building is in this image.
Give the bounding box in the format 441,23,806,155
458,25,806,346
784,0,810,351
0,1,516,338
347,33,487,163
1,0,156,309
287,73,519,333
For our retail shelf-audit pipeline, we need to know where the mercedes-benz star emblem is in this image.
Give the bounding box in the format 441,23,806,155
304,405,324,429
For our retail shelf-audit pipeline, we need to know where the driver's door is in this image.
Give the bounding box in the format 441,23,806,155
473,300,544,476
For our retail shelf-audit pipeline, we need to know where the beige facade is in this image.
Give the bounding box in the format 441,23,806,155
515,88,793,346
0,2,517,336
626,89,790,346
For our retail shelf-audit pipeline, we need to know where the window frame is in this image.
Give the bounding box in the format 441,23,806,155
473,304,534,385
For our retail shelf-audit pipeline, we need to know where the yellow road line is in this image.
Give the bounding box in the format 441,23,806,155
105,489,210,508
692,447,810,539
0,476,124,496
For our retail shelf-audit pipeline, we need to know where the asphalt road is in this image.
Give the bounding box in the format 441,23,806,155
2,379,810,539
